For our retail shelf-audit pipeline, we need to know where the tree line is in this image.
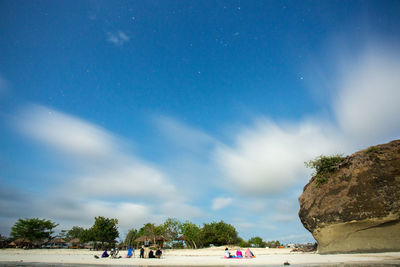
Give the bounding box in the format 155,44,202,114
6,217,281,249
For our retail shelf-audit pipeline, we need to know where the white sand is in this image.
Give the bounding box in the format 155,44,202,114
1,247,400,265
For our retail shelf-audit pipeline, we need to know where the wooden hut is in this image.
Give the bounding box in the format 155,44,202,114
68,238,81,249
48,238,67,248
135,235,166,248
13,238,32,248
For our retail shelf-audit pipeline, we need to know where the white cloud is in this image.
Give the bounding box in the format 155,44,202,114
107,31,130,46
212,197,233,210
13,105,201,232
15,105,116,159
151,115,221,197
72,163,177,200
214,45,400,197
154,115,218,154
334,47,400,144
214,120,341,195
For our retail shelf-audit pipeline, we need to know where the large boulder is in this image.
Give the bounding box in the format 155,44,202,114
298,140,400,254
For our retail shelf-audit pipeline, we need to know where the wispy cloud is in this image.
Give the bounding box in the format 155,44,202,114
214,119,341,195
212,197,233,210
334,47,400,144
15,105,116,159
13,105,200,231
107,31,130,46
214,45,400,197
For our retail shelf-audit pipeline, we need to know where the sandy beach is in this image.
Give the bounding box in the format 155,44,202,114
1,247,400,266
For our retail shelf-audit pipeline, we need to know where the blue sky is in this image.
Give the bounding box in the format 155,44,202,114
1,0,400,243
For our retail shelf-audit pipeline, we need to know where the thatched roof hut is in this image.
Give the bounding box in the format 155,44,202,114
69,238,80,244
135,235,151,242
68,238,81,248
135,235,166,241
135,235,166,246
49,238,66,243
155,235,166,241
177,235,186,241
13,238,32,248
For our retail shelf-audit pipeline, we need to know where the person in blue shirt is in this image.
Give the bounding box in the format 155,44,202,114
127,246,134,258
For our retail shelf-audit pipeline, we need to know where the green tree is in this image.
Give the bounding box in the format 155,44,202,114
66,226,85,241
91,216,119,248
124,228,138,247
201,221,239,246
78,228,95,244
10,218,58,243
138,223,158,244
248,236,265,248
265,240,281,248
237,237,250,247
179,221,202,248
138,223,156,237
162,218,181,242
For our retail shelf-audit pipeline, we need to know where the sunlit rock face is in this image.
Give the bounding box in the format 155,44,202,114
298,140,400,254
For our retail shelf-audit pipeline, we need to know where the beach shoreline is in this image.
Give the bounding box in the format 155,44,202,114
1,247,400,266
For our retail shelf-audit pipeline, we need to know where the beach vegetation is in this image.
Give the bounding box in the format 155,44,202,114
66,226,85,241
124,228,139,247
138,223,159,244
10,218,58,244
248,236,265,247
76,228,95,244
179,221,202,248
162,218,181,243
265,240,282,248
201,220,239,246
305,154,345,187
91,216,119,248
366,145,379,154
237,237,251,247
7,216,281,249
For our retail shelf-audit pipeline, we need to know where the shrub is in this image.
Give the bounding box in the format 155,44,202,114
366,146,379,154
305,154,345,187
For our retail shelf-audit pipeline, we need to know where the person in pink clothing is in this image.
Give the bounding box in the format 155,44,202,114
245,248,255,258
236,248,243,258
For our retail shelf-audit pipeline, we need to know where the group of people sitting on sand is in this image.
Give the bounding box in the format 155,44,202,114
95,246,162,259
224,247,255,258
94,248,122,259
139,245,163,258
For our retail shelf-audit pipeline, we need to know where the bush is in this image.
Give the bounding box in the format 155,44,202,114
366,146,379,154
305,154,345,187
237,238,250,247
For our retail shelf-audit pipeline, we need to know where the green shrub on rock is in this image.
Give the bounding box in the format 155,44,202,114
305,154,345,187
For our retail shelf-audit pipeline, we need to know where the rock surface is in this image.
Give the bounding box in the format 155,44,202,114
298,139,400,254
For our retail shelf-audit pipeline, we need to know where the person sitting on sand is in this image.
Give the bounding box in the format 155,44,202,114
101,250,109,258
224,247,232,258
126,247,134,258
149,249,156,258
110,248,121,258
155,247,162,258
245,248,255,258
236,248,243,258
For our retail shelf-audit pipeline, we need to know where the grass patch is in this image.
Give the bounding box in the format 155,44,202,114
366,145,379,154
305,154,345,187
